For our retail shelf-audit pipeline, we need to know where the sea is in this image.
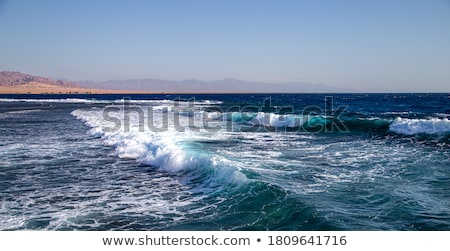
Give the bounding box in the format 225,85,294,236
0,93,449,230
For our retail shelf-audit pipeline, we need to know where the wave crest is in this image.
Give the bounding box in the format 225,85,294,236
71,108,248,187
389,118,450,135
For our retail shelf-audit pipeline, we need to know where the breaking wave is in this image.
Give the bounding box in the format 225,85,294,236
389,117,450,135
71,108,248,189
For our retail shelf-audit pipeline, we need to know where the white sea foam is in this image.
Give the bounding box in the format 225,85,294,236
389,117,450,135
4,109,43,114
0,98,223,106
253,112,304,128
0,98,111,103
0,109,43,118
216,112,306,128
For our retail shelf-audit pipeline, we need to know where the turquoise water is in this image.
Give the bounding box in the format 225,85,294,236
0,93,449,230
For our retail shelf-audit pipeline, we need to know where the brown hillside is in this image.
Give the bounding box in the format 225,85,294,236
0,71,158,94
0,71,74,87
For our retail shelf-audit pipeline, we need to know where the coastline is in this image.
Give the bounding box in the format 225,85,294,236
1,84,447,95
0,84,159,94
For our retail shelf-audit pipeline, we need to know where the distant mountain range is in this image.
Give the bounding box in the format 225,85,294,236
76,78,344,93
1,71,345,93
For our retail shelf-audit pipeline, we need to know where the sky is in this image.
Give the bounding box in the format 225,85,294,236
0,0,449,92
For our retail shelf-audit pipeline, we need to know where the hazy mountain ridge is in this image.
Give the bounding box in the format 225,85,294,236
77,78,344,93
0,71,345,93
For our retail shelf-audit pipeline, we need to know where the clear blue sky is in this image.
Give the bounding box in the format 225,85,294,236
0,0,449,92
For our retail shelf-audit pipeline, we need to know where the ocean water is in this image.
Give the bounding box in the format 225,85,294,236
0,93,449,230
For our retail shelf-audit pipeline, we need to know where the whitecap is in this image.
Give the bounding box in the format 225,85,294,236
389,117,450,135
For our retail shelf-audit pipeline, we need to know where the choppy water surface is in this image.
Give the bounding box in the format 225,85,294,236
1,94,449,230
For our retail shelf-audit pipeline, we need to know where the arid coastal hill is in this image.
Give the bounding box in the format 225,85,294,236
0,71,90,94
0,71,74,87
0,71,134,94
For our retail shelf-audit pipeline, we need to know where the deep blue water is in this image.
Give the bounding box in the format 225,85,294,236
0,93,449,230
